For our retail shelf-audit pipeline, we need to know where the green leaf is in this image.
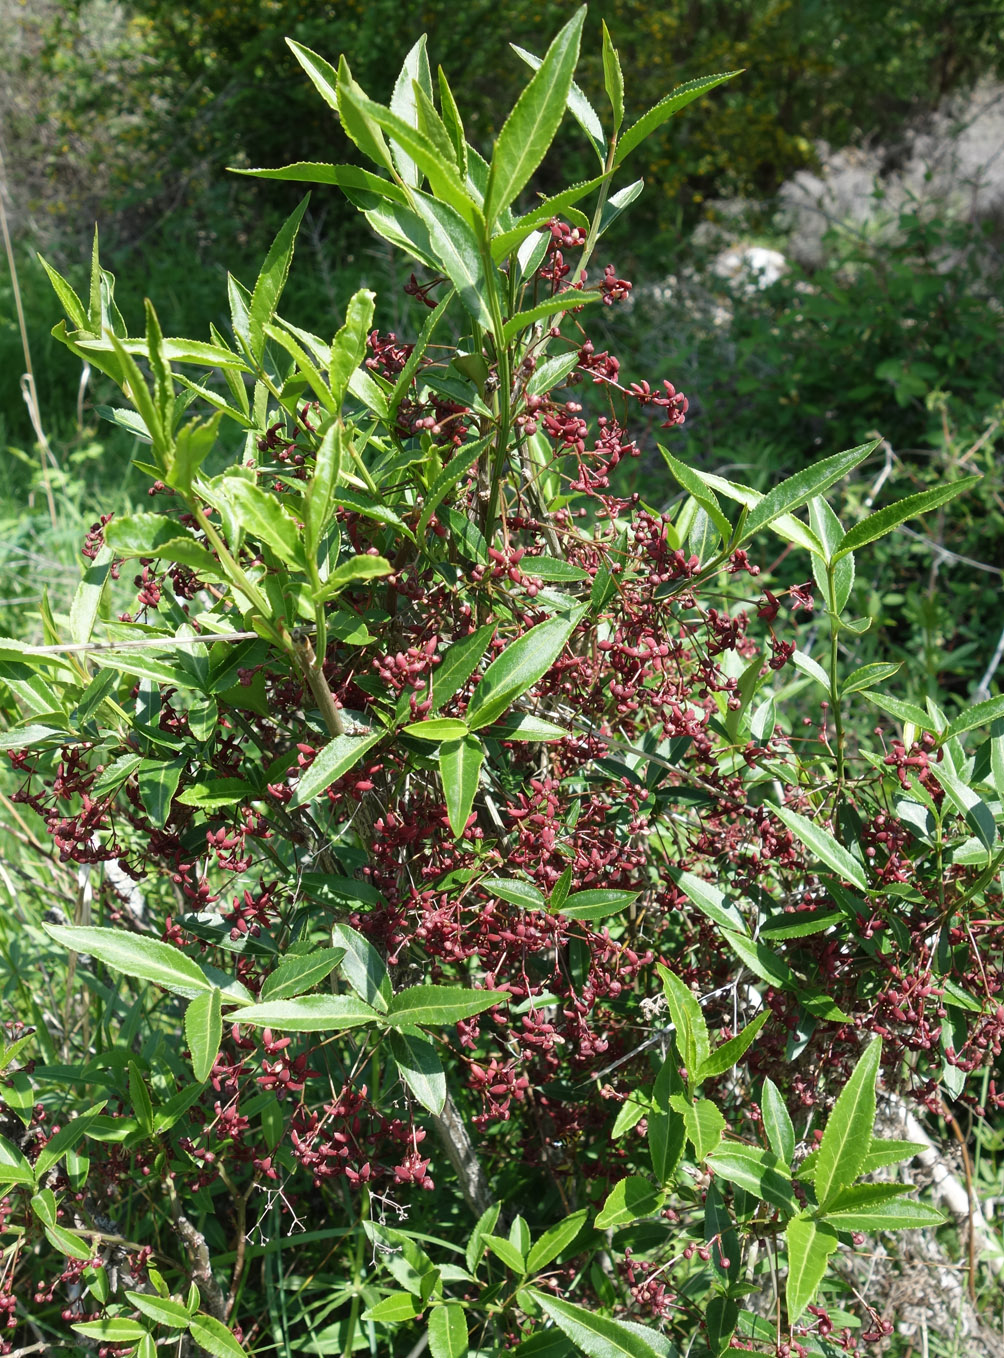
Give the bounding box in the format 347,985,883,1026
935,766,996,851
260,947,345,1003
185,988,222,1083
43,925,214,1001
670,1095,724,1161
698,1009,769,1080
773,805,868,891
69,544,113,646
188,1314,249,1357
30,1189,57,1227
841,662,903,697
649,1054,686,1184
290,729,384,807
863,690,937,732
486,10,586,225
706,1144,796,1212
306,422,343,555
234,161,409,206
821,1192,944,1232
221,478,305,569
489,713,569,741
859,1137,928,1172
417,434,495,543
785,1216,838,1324
659,447,734,547
761,1078,795,1166
73,1320,148,1342
330,288,376,405
482,877,547,911
502,291,600,343
945,694,1004,740
665,869,746,933
466,1203,501,1273
247,196,309,358
525,1208,588,1274
466,609,583,731
136,756,187,829
511,42,605,159
530,1290,665,1358
32,1105,107,1181
316,553,394,603
721,930,795,990
834,477,982,559
601,22,625,134
657,965,710,1076
616,71,741,163
743,442,877,542
431,626,494,711
331,923,393,1013
440,735,485,838
411,195,492,329
390,1028,447,1115
428,1303,469,1358
234,995,379,1032
38,252,89,330
558,889,638,921
0,1134,33,1185
386,985,508,1029
404,718,471,741
45,1220,94,1260
809,496,855,612
705,1294,739,1358
126,1291,192,1328
485,1233,527,1273
362,1292,425,1322
595,1175,665,1230
815,1037,882,1210
389,36,433,186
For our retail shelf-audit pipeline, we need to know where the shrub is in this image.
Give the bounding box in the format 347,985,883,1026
1,11,1001,1357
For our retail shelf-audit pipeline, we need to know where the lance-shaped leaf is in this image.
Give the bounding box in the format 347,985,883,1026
330,288,376,404
761,1078,795,1166
290,729,384,807
482,877,546,911
510,41,605,160
670,1095,725,1161
410,195,492,328
314,553,392,604
389,36,433,187
390,1027,447,1116
233,161,409,207
657,966,709,1076
595,1175,665,1230
698,1008,770,1080
814,1037,882,1210
529,1290,665,1358
525,1208,588,1274
428,1303,468,1358
185,988,223,1082
946,694,1004,740
260,947,346,1003
809,495,855,612
247,196,310,360
417,434,494,542
43,924,217,1001
833,477,982,560
188,1315,249,1357
785,1216,838,1324
707,1143,796,1212
601,21,625,134
741,441,877,542
331,923,392,1012
616,71,741,163
386,985,508,1029
666,868,746,933
820,1186,944,1231
485,9,586,225
221,478,306,569
440,735,485,838
558,889,638,921
231,995,379,1032
773,805,868,891
466,608,584,731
